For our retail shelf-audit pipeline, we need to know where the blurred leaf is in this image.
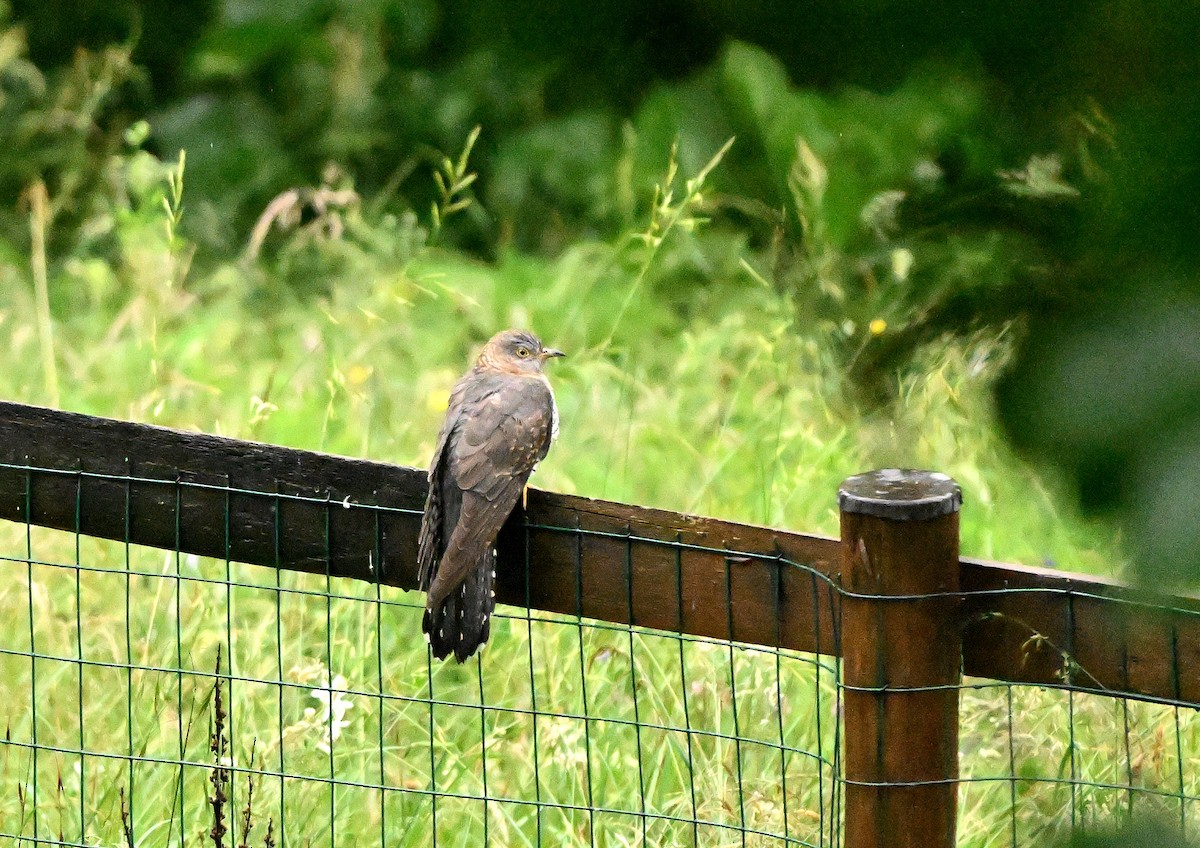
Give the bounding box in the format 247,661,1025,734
720,40,791,133
1062,820,1198,848
998,290,1200,586
1001,154,1080,199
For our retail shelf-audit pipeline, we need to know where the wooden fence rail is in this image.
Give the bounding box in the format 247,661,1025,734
2,399,1200,847
3,400,1196,706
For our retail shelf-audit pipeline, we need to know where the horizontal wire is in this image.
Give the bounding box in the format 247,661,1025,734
835,680,1021,696
0,461,424,513
10,724,1190,838
0,833,98,848
837,772,1200,802
10,725,1190,807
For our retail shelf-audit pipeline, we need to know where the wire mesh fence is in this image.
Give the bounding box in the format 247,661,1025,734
957,675,1200,844
0,462,844,847
3,405,1200,847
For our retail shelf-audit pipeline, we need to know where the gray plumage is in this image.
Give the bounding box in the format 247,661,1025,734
417,330,563,661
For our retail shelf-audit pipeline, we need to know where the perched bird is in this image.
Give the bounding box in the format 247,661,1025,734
417,330,564,661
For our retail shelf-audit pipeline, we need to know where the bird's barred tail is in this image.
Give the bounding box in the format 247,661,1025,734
423,550,496,662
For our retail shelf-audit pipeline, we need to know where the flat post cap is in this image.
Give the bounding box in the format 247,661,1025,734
838,468,962,521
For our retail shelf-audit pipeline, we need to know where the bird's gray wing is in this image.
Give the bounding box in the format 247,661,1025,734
425,375,555,606
417,376,485,589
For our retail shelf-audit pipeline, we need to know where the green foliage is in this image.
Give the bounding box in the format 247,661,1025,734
0,5,1086,407
995,3,1200,588
152,0,548,252
607,44,1083,403
0,6,141,251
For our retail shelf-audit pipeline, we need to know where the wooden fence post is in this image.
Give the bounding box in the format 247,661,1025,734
839,468,963,848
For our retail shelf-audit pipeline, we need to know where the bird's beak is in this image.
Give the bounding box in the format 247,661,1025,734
542,348,566,359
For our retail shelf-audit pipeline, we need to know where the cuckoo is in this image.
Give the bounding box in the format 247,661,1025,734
417,329,564,661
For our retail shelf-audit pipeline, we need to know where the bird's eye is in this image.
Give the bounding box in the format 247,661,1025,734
516,347,531,358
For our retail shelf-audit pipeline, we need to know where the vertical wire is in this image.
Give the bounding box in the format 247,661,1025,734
624,527,647,843
724,555,747,848
426,629,439,847
809,570,824,846
675,535,698,846
373,512,388,846
273,491,288,846
123,469,135,840
524,521,540,844
477,647,490,845
174,480,186,848
1065,591,1077,830
1172,625,1186,833
419,486,438,844
223,483,237,841
24,470,39,843
1121,696,1133,820
574,518,596,848
74,471,85,842
323,495,336,848
1120,637,1134,821
772,556,790,844
1006,684,1017,848
830,582,843,848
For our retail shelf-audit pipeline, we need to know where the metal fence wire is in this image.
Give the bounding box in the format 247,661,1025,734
0,462,844,847
2,450,1200,846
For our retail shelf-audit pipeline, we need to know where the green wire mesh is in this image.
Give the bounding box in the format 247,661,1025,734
4,460,1200,847
0,463,842,847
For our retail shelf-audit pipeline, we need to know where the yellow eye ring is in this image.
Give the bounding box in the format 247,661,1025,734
516,347,531,358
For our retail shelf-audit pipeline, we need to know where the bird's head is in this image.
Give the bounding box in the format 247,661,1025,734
478,329,565,376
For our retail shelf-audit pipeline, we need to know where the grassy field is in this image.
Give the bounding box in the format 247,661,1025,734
2,140,1192,847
